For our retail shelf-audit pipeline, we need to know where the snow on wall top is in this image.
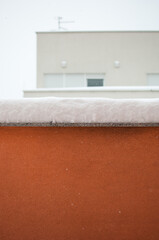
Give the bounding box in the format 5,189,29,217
0,97,159,124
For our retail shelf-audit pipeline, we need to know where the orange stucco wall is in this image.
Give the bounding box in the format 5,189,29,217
0,127,159,240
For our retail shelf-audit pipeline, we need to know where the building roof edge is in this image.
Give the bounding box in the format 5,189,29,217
36,30,159,34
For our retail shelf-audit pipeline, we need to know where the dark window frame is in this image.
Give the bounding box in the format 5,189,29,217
87,78,104,87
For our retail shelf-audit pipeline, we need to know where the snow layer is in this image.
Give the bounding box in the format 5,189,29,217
0,97,159,124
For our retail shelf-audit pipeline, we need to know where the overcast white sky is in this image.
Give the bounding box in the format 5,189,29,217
0,0,159,98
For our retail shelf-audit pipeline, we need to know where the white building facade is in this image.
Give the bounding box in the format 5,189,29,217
24,31,159,98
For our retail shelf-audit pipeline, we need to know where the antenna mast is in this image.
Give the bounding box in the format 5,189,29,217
57,16,74,30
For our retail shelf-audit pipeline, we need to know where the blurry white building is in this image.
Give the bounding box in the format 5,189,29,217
24,31,159,98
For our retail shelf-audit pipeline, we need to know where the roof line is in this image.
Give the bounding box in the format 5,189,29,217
36,30,159,34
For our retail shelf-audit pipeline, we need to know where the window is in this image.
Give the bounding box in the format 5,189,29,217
65,74,85,88
43,73,105,88
86,74,105,87
147,74,159,86
44,74,63,88
87,79,104,87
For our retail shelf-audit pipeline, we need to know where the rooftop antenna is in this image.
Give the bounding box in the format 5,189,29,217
56,16,74,30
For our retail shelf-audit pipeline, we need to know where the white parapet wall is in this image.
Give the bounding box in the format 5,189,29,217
23,87,159,99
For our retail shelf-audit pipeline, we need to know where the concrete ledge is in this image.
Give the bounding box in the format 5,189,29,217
23,87,159,98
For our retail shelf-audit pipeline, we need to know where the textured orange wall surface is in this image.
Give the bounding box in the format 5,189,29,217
0,127,159,240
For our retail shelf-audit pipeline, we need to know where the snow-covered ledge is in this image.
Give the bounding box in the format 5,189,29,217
0,97,159,126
